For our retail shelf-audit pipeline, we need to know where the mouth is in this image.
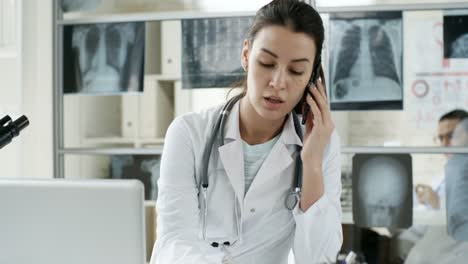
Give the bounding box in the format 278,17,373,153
264,96,284,104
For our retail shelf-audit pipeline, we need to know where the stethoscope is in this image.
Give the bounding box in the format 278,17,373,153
199,94,304,247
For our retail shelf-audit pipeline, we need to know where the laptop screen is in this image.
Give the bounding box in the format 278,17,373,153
0,179,146,264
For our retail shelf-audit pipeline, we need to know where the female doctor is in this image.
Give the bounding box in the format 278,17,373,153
151,0,342,263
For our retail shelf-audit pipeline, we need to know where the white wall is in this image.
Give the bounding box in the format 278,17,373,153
21,0,53,178
20,0,54,178
0,58,22,177
0,0,53,178
0,0,22,178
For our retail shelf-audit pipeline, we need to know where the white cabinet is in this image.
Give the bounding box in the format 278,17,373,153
65,75,177,149
161,20,182,77
121,75,175,146
174,82,231,117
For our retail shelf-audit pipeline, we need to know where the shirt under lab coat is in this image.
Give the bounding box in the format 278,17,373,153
150,101,343,264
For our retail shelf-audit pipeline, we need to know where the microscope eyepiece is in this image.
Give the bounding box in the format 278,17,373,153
0,115,29,149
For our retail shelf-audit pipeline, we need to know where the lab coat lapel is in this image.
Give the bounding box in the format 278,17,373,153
217,101,245,202
218,142,245,201
246,142,293,195
245,113,303,198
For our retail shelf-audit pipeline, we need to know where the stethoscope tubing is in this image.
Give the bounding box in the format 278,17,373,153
200,95,304,246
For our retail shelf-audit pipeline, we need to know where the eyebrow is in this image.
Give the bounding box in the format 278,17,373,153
260,48,310,63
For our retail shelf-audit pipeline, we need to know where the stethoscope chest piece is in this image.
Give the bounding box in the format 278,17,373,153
285,190,300,210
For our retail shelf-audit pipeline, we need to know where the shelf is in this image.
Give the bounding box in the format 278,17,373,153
83,136,165,146
341,209,446,226
58,10,256,25
74,139,468,154
150,74,181,82
317,2,468,13
341,146,468,154
60,147,164,156
56,2,468,27
61,74,180,97
83,137,136,145
144,200,157,207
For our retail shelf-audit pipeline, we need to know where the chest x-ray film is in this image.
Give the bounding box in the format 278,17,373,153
110,155,160,200
63,22,145,94
181,16,253,89
61,0,101,12
329,12,403,110
444,11,468,59
445,154,468,241
352,154,412,228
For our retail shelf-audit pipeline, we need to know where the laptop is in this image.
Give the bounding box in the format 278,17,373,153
0,179,146,264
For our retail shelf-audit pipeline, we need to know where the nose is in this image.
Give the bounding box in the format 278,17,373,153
269,68,287,90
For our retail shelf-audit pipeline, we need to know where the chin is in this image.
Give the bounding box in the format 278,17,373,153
256,105,290,122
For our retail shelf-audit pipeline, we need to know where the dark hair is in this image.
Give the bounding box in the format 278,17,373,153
230,0,325,99
439,109,468,123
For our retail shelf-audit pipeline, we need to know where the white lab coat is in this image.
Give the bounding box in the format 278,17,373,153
151,101,342,264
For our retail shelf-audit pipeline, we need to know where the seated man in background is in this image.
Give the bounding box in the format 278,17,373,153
394,109,467,261
415,109,468,209
404,117,468,264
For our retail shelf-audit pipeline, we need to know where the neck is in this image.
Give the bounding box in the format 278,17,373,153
239,97,285,145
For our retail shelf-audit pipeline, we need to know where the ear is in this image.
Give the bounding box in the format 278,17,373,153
241,39,250,71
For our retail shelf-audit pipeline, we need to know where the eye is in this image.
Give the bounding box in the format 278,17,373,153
258,61,274,68
289,69,304,76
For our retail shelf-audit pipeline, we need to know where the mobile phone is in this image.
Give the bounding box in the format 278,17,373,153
300,57,321,125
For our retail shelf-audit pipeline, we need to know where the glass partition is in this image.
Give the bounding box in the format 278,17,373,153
62,11,468,148
339,152,468,263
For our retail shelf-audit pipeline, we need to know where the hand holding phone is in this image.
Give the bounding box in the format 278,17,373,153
301,58,321,125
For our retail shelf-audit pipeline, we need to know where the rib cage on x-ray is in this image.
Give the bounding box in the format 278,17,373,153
329,16,403,106
81,24,126,77
333,25,361,99
333,23,400,98
182,17,253,88
64,22,145,94
368,25,400,84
